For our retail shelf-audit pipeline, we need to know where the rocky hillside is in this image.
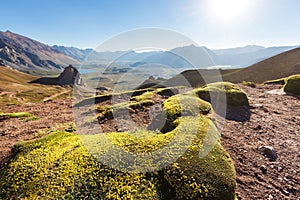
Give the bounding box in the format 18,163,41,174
52,45,93,61
0,31,79,75
165,47,300,87
221,47,300,83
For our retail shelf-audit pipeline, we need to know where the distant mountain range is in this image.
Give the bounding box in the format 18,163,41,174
164,47,300,86
0,31,79,75
0,30,299,75
53,44,298,69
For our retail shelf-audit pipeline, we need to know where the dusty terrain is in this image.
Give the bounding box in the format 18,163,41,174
222,84,300,200
0,84,299,199
0,99,73,168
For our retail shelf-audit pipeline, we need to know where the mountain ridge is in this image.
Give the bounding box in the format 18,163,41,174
1,30,299,76
0,30,79,75
54,43,299,69
164,47,300,87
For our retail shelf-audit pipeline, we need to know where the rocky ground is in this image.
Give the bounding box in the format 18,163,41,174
221,84,300,200
0,84,299,199
0,99,73,168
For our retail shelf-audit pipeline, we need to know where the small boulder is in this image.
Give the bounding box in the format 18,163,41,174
260,146,278,161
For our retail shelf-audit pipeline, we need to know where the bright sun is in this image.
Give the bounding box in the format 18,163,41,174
205,0,254,24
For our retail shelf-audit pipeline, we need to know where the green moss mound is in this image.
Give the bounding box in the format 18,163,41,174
0,130,162,199
163,94,212,119
242,81,256,88
162,117,236,200
130,91,154,102
0,112,32,120
283,74,300,95
0,116,236,199
194,82,249,106
146,94,212,133
96,99,154,120
264,78,286,85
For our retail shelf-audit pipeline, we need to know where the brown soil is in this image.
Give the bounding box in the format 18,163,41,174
0,99,73,168
221,84,300,200
0,84,299,199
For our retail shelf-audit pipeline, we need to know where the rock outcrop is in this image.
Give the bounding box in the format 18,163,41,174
57,65,84,86
31,65,85,87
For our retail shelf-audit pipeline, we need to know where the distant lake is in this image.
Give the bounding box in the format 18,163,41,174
207,65,234,69
78,68,97,74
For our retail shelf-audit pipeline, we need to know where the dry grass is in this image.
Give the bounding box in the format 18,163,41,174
0,66,70,105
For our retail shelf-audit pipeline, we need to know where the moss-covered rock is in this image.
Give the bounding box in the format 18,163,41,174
194,82,249,106
0,130,162,199
163,94,212,119
0,112,32,120
283,74,300,95
264,78,286,85
163,117,236,200
242,81,256,88
96,99,154,120
0,116,236,199
147,94,212,133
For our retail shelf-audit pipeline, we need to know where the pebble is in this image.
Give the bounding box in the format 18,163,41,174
260,146,278,161
260,165,267,174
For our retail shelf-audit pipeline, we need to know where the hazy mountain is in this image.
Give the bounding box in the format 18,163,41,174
0,30,79,75
221,47,300,82
165,47,300,87
136,45,217,69
214,45,299,67
213,45,265,55
53,47,162,64
52,45,93,61
119,45,297,69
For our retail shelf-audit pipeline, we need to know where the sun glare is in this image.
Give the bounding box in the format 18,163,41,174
205,0,254,24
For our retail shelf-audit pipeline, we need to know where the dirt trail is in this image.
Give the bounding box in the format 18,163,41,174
0,91,24,103
43,89,71,102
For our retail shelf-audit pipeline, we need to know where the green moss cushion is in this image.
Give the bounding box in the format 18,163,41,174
0,117,236,199
194,82,249,106
163,94,212,119
0,130,162,199
283,74,300,95
0,90,236,199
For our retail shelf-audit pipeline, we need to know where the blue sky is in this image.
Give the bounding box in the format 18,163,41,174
1,0,300,49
